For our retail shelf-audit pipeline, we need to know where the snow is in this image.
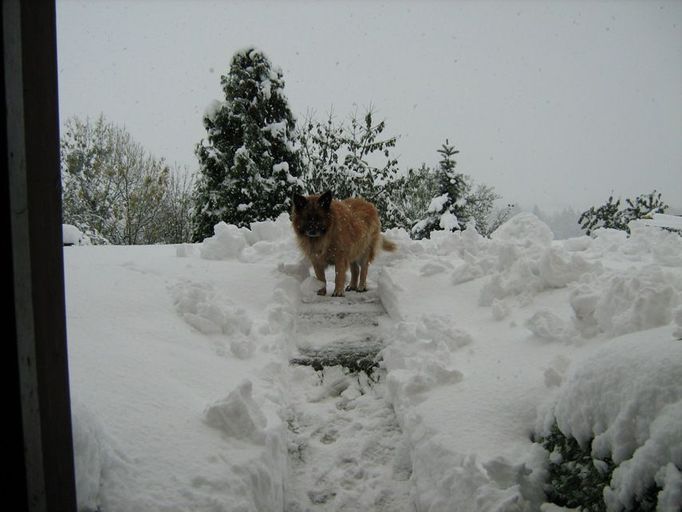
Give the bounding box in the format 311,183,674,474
63,224,88,245
64,212,682,511
263,121,288,138
427,193,449,213
639,213,682,231
438,211,458,231
203,99,223,122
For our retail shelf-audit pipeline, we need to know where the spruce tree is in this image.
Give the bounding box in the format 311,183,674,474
412,140,471,239
193,47,301,240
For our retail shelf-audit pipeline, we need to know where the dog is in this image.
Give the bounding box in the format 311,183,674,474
291,190,396,297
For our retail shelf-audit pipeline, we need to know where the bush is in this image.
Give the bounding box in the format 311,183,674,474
535,423,660,511
578,190,668,235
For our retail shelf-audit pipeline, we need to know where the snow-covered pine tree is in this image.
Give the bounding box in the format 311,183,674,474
411,140,471,239
193,48,302,241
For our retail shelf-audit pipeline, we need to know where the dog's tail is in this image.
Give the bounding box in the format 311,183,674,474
381,236,397,252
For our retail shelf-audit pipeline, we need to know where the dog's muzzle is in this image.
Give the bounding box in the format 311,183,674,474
304,226,325,238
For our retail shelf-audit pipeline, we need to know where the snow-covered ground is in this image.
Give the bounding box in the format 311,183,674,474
65,213,682,511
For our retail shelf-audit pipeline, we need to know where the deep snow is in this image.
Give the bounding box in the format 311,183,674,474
65,213,682,511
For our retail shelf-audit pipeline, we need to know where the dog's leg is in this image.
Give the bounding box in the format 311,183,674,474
332,258,348,297
313,262,327,296
346,262,359,291
357,256,369,292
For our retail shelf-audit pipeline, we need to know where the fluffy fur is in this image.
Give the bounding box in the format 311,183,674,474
291,190,396,297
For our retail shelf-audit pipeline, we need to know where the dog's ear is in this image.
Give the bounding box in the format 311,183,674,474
293,193,307,210
319,190,333,210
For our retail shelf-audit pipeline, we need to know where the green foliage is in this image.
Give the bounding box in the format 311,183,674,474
193,47,301,241
61,114,175,245
411,140,504,239
537,422,660,511
411,140,469,239
466,183,504,237
296,106,406,229
390,164,439,229
578,190,668,235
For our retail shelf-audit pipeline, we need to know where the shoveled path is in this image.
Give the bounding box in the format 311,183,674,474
284,288,414,512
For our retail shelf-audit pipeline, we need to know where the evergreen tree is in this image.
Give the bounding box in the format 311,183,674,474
578,190,668,235
193,47,301,240
391,164,439,231
466,183,503,237
412,140,471,239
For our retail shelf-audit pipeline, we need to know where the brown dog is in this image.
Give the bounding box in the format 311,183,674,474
291,191,396,297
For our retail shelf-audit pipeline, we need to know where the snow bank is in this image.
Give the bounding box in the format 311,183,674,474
199,212,297,263
63,224,88,245
71,399,109,511
570,264,680,338
491,211,554,248
200,221,247,259
203,380,268,443
382,315,468,400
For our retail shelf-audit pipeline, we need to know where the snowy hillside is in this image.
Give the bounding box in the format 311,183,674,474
65,213,682,511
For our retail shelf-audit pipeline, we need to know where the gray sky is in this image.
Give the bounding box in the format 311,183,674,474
57,0,681,212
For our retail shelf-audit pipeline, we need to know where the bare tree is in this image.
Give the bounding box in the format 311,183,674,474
61,114,170,244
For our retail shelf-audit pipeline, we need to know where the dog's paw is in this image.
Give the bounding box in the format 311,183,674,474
317,287,327,296
345,285,357,292
331,289,345,297
356,287,368,293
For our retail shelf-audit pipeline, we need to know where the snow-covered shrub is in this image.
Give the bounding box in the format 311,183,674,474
534,332,682,511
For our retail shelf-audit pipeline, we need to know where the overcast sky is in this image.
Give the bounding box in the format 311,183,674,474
56,0,681,212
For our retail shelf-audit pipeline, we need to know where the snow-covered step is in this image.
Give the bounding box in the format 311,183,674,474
298,310,381,330
299,298,385,316
290,337,384,373
292,289,388,373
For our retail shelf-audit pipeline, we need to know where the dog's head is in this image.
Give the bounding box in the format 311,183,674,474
291,190,333,239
